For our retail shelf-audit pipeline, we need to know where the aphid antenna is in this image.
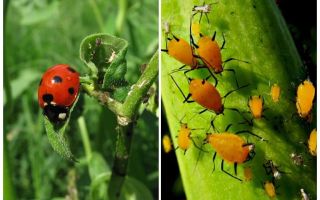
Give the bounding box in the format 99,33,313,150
222,83,249,100
236,130,267,142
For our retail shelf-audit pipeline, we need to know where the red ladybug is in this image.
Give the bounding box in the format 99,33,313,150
38,64,80,122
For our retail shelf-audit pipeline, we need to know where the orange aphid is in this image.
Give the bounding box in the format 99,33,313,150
264,181,276,198
206,133,254,164
296,80,315,118
189,79,223,114
197,35,223,73
163,36,198,68
177,124,191,153
308,129,317,156
244,167,253,181
248,95,264,119
162,134,172,153
270,84,281,102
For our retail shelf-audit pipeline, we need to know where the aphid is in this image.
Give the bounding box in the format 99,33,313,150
38,64,80,122
205,124,264,181
263,160,285,180
308,129,317,156
163,21,170,35
248,95,264,119
300,188,309,200
107,49,117,63
264,180,276,198
290,153,304,166
162,134,172,153
243,167,253,181
296,80,315,118
190,31,249,88
170,75,249,127
162,35,198,68
192,2,215,23
174,117,205,154
270,83,281,102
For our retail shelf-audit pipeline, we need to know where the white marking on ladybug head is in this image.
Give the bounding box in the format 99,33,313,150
44,102,48,106
274,171,281,179
50,101,57,106
58,113,67,120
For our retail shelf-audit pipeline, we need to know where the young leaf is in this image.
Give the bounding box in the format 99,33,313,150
79,33,129,94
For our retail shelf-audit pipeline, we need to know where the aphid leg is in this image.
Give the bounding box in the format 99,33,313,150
220,32,226,50
205,13,210,23
199,108,208,114
212,152,217,173
234,162,238,175
222,84,249,99
211,31,217,41
184,149,187,155
225,107,251,125
221,160,242,181
225,124,233,132
210,115,219,132
223,57,250,65
190,137,208,152
169,75,194,103
223,68,240,89
236,130,266,141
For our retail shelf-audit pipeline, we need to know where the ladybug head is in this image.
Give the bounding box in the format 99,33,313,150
43,104,69,123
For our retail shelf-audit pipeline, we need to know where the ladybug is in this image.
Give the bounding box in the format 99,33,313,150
38,64,80,122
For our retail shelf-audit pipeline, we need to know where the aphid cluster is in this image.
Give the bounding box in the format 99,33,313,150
162,1,316,197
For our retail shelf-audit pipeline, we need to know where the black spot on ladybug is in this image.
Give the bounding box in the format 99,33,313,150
39,78,42,86
52,76,62,83
68,87,74,95
43,94,53,103
67,67,76,73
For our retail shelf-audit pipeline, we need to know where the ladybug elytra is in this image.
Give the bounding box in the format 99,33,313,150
38,64,80,122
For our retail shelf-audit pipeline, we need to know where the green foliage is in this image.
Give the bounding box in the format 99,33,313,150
4,0,158,199
162,0,316,199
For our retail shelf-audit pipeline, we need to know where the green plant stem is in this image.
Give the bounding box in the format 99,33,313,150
88,0,105,32
78,116,92,161
115,0,127,36
4,0,13,115
81,83,122,114
4,138,16,200
108,51,158,199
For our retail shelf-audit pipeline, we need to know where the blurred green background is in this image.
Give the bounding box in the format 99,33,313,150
4,0,158,199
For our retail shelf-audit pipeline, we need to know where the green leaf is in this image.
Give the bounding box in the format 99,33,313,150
88,153,111,200
79,33,129,95
120,176,153,200
162,0,315,200
44,95,80,162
